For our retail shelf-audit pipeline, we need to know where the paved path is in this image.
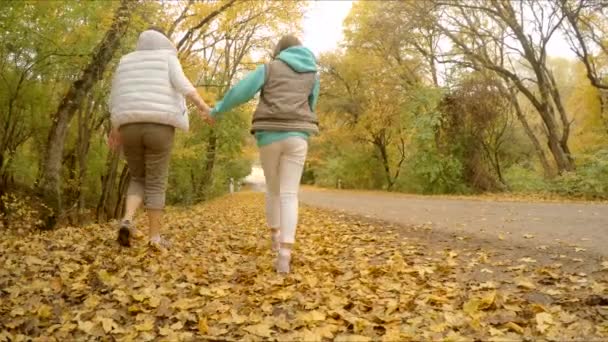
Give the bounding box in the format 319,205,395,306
300,188,608,256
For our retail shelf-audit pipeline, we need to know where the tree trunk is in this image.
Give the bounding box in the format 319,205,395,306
545,69,575,168
511,97,554,178
373,135,394,191
96,151,121,222
0,153,6,190
37,0,134,229
600,90,608,133
546,127,574,174
76,95,100,223
113,165,130,219
493,149,505,185
198,133,218,200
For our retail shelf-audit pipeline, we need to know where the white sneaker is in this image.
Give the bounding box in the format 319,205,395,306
148,236,171,252
276,250,291,274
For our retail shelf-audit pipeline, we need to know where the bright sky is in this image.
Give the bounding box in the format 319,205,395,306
300,0,575,59
301,0,354,56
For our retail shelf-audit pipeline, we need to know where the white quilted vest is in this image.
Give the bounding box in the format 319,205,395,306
110,31,189,131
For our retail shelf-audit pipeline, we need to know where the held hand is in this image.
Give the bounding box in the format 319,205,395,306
199,107,215,126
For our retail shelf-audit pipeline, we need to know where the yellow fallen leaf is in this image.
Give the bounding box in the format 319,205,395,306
508,265,527,271
575,247,586,252
523,234,535,239
99,318,116,333
530,303,548,313
502,304,522,312
128,305,142,313
503,322,524,334
592,282,606,294
78,321,96,334
430,322,447,332
463,291,495,316
172,298,195,310
444,311,464,327
261,302,273,313
37,304,52,319
25,256,44,265
179,332,193,340
381,326,401,342
498,234,505,241
425,294,449,304
97,270,115,286
10,307,25,317
219,311,247,325
139,332,156,341
312,324,339,339
298,310,326,323
558,311,577,324
243,323,273,338
132,293,146,302
59,323,77,334
544,289,562,296
149,296,161,308
134,320,154,332
170,322,184,330
353,319,372,334
199,287,213,296
489,327,504,336
536,312,554,333
335,334,372,342
478,281,497,289
84,295,101,309
273,289,294,300
159,326,173,336
515,277,536,290
198,317,208,334
208,326,229,336
112,289,131,304
519,257,536,263
291,328,323,342
304,275,319,287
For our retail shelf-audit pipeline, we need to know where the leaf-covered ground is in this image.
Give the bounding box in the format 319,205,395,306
1,192,608,341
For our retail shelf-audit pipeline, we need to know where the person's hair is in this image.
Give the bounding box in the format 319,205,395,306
147,26,168,37
273,35,302,58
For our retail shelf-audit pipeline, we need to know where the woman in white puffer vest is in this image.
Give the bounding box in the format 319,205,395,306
108,27,213,251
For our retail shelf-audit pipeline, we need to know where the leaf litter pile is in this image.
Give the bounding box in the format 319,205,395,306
2,192,608,341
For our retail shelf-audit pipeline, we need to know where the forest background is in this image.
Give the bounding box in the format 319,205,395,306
1,0,607,229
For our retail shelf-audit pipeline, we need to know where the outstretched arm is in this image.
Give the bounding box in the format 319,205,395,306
211,65,265,117
168,55,212,118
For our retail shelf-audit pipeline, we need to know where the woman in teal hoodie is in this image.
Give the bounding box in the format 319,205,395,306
211,35,320,274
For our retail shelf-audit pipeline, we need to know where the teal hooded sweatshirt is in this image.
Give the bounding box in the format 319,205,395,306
210,46,320,147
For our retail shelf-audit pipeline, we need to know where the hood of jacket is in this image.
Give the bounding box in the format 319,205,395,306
135,30,177,53
276,46,317,73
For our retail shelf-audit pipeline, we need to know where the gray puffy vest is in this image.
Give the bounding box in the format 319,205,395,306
251,60,319,134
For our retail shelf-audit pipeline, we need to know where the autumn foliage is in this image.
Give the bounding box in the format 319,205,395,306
1,193,608,340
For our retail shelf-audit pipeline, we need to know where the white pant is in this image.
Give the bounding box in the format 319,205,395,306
259,137,308,244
